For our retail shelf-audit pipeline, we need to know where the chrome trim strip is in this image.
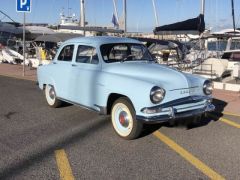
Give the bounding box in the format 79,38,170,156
169,86,199,91
176,103,205,110
57,97,100,113
159,96,208,108
94,104,108,115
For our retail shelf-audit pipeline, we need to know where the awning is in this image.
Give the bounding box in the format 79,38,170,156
0,22,26,35
34,33,83,43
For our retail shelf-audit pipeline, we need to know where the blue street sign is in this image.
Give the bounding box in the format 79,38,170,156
16,0,31,13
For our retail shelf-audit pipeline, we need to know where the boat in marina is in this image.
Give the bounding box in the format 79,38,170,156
1,48,24,64
192,57,229,80
192,49,240,80
222,49,240,71
0,50,3,63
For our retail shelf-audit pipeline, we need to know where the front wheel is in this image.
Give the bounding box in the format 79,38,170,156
111,97,143,140
45,84,62,108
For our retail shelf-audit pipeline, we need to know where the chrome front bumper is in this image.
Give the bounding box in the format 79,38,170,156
136,102,215,123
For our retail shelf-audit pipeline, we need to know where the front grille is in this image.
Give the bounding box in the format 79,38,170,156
159,96,206,109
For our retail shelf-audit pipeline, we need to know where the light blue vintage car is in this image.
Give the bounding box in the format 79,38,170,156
37,36,215,139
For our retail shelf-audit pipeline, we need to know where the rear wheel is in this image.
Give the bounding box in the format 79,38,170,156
45,84,62,108
111,97,143,140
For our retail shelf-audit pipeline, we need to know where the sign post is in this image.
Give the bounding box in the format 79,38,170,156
23,13,26,76
16,0,31,76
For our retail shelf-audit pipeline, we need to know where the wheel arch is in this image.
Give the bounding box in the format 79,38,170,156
106,93,134,115
41,77,57,92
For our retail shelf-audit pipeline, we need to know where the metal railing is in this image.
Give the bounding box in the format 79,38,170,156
192,63,216,79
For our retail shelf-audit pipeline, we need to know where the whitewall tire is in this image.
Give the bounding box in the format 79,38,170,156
45,84,62,108
111,97,142,140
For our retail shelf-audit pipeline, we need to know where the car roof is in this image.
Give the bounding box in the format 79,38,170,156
64,36,142,46
131,37,170,45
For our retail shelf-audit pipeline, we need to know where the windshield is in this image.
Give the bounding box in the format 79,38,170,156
230,40,240,50
100,43,153,63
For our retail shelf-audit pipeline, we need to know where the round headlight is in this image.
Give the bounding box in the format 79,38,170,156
203,80,213,95
150,86,165,104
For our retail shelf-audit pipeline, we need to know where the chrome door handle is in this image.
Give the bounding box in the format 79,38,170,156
72,64,77,67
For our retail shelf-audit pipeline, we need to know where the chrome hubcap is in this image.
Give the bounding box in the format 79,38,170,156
118,111,129,128
49,87,55,99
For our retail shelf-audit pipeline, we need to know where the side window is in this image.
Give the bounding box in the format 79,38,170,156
58,45,74,62
76,45,99,64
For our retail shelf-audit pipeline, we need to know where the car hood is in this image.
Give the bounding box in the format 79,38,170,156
102,61,202,90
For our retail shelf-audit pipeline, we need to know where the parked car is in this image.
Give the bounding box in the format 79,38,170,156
37,36,215,139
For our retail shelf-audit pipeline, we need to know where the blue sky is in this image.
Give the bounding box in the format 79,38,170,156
1,0,240,32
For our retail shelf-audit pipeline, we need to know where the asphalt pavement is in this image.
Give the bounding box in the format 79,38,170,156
0,75,240,180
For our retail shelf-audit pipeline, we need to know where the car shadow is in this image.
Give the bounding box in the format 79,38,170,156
210,98,227,118
139,98,227,138
0,117,110,179
60,102,73,108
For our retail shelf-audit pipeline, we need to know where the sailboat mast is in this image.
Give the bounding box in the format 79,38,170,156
152,0,159,26
67,0,70,17
201,0,205,15
231,0,236,33
113,0,119,23
200,0,205,50
123,0,127,33
80,0,85,35
80,0,85,27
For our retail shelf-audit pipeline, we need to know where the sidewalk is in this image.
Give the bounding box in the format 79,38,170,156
0,64,36,81
212,89,240,114
0,63,239,115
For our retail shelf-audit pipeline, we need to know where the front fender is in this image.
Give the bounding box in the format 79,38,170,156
95,72,155,114
37,65,57,92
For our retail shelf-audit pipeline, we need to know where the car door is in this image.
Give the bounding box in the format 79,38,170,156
68,44,101,108
51,44,76,99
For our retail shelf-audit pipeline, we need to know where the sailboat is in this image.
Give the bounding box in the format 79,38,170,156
192,0,240,81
